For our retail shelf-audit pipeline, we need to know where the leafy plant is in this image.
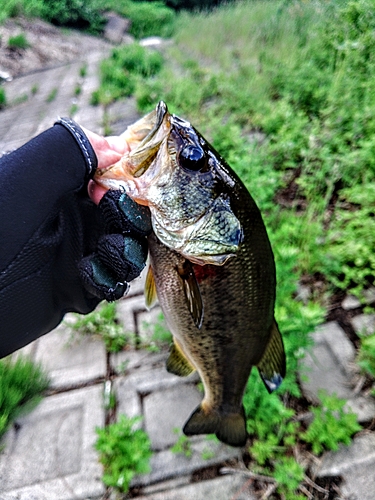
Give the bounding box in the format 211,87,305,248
301,391,361,455
0,356,50,441
0,87,6,109
92,43,163,106
171,428,192,457
357,332,375,379
142,312,172,352
46,88,58,102
95,414,152,493
68,302,128,353
7,33,30,49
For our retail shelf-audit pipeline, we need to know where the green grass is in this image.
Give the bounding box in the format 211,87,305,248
7,33,30,49
0,357,50,442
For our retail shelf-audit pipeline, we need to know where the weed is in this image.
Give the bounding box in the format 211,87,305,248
7,33,30,50
92,43,163,106
79,64,87,78
358,333,375,379
46,88,58,103
0,357,50,442
171,429,192,457
95,414,152,493
68,302,128,353
142,312,172,352
0,87,6,109
69,103,78,116
31,84,39,95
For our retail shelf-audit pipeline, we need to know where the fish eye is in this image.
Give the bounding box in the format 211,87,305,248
179,145,207,172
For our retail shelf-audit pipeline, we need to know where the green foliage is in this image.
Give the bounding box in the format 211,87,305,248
115,1,176,39
92,43,163,106
301,391,361,455
142,312,172,352
171,429,192,457
7,33,30,49
46,88,58,102
0,356,50,441
357,332,375,378
69,302,128,353
95,414,152,493
38,0,105,33
0,87,6,109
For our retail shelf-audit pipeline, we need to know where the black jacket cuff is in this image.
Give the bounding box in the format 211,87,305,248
54,118,98,177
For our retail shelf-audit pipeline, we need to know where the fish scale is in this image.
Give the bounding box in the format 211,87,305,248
94,101,286,447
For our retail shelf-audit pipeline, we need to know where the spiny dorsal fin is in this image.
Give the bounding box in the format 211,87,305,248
144,265,158,309
257,319,286,393
166,339,195,377
176,260,204,329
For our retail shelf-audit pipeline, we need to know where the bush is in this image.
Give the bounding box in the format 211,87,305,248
37,0,105,33
0,356,50,441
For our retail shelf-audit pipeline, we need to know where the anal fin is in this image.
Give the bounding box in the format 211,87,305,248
166,339,195,377
257,319,286,393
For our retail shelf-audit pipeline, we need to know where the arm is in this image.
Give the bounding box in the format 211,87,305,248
0,121,150,358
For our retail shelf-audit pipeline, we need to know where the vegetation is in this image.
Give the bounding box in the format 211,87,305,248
91,43,163,106
1,0,176,37
7,33,30,49
95,414,152,493
68,302,128,353
90,0,375,495
0,87,6,109
0,356,50,442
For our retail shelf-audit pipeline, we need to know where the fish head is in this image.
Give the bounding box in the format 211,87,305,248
94,101,243,265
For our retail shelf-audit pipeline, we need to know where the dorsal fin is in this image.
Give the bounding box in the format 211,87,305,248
176,260,204,329
257,319,286,393
166,339,195,377
144,265,158,309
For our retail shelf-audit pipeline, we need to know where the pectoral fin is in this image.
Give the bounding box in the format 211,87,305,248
144,265,158,309
166,339,195,377
176,260,204,329
257,319,286,393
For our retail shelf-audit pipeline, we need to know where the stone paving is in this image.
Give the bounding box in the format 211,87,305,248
1,28,375,500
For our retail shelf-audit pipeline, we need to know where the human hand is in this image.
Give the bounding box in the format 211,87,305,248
77,126,151,302
82,127,130,205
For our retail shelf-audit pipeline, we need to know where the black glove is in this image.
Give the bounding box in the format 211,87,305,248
0,120,151,358
79,190,151,302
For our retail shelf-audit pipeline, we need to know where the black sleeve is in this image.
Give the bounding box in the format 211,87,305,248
0,123,101,358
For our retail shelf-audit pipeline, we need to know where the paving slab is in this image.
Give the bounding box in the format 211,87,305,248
137,474,256,500
134,438,241,487
351,313,375,337
0,385,105,499
33,322,106,389
317,432,375,500
144,384,202,450
300,321,375,422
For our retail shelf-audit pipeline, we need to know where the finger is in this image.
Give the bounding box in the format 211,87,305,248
106,135,129,155
88,180,108,205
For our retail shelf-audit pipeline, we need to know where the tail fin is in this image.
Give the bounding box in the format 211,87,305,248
183,404,247,447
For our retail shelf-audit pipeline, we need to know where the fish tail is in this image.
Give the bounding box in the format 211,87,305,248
183,404,247,447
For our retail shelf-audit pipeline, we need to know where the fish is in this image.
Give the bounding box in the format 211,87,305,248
94,101,286,447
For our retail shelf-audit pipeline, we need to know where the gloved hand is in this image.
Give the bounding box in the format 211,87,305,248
0,119,151,358
79,189,151,302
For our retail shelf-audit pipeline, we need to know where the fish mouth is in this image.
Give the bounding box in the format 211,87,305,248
131,100,170,177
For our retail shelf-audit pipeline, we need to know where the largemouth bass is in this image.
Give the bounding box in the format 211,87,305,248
94,101,286,447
